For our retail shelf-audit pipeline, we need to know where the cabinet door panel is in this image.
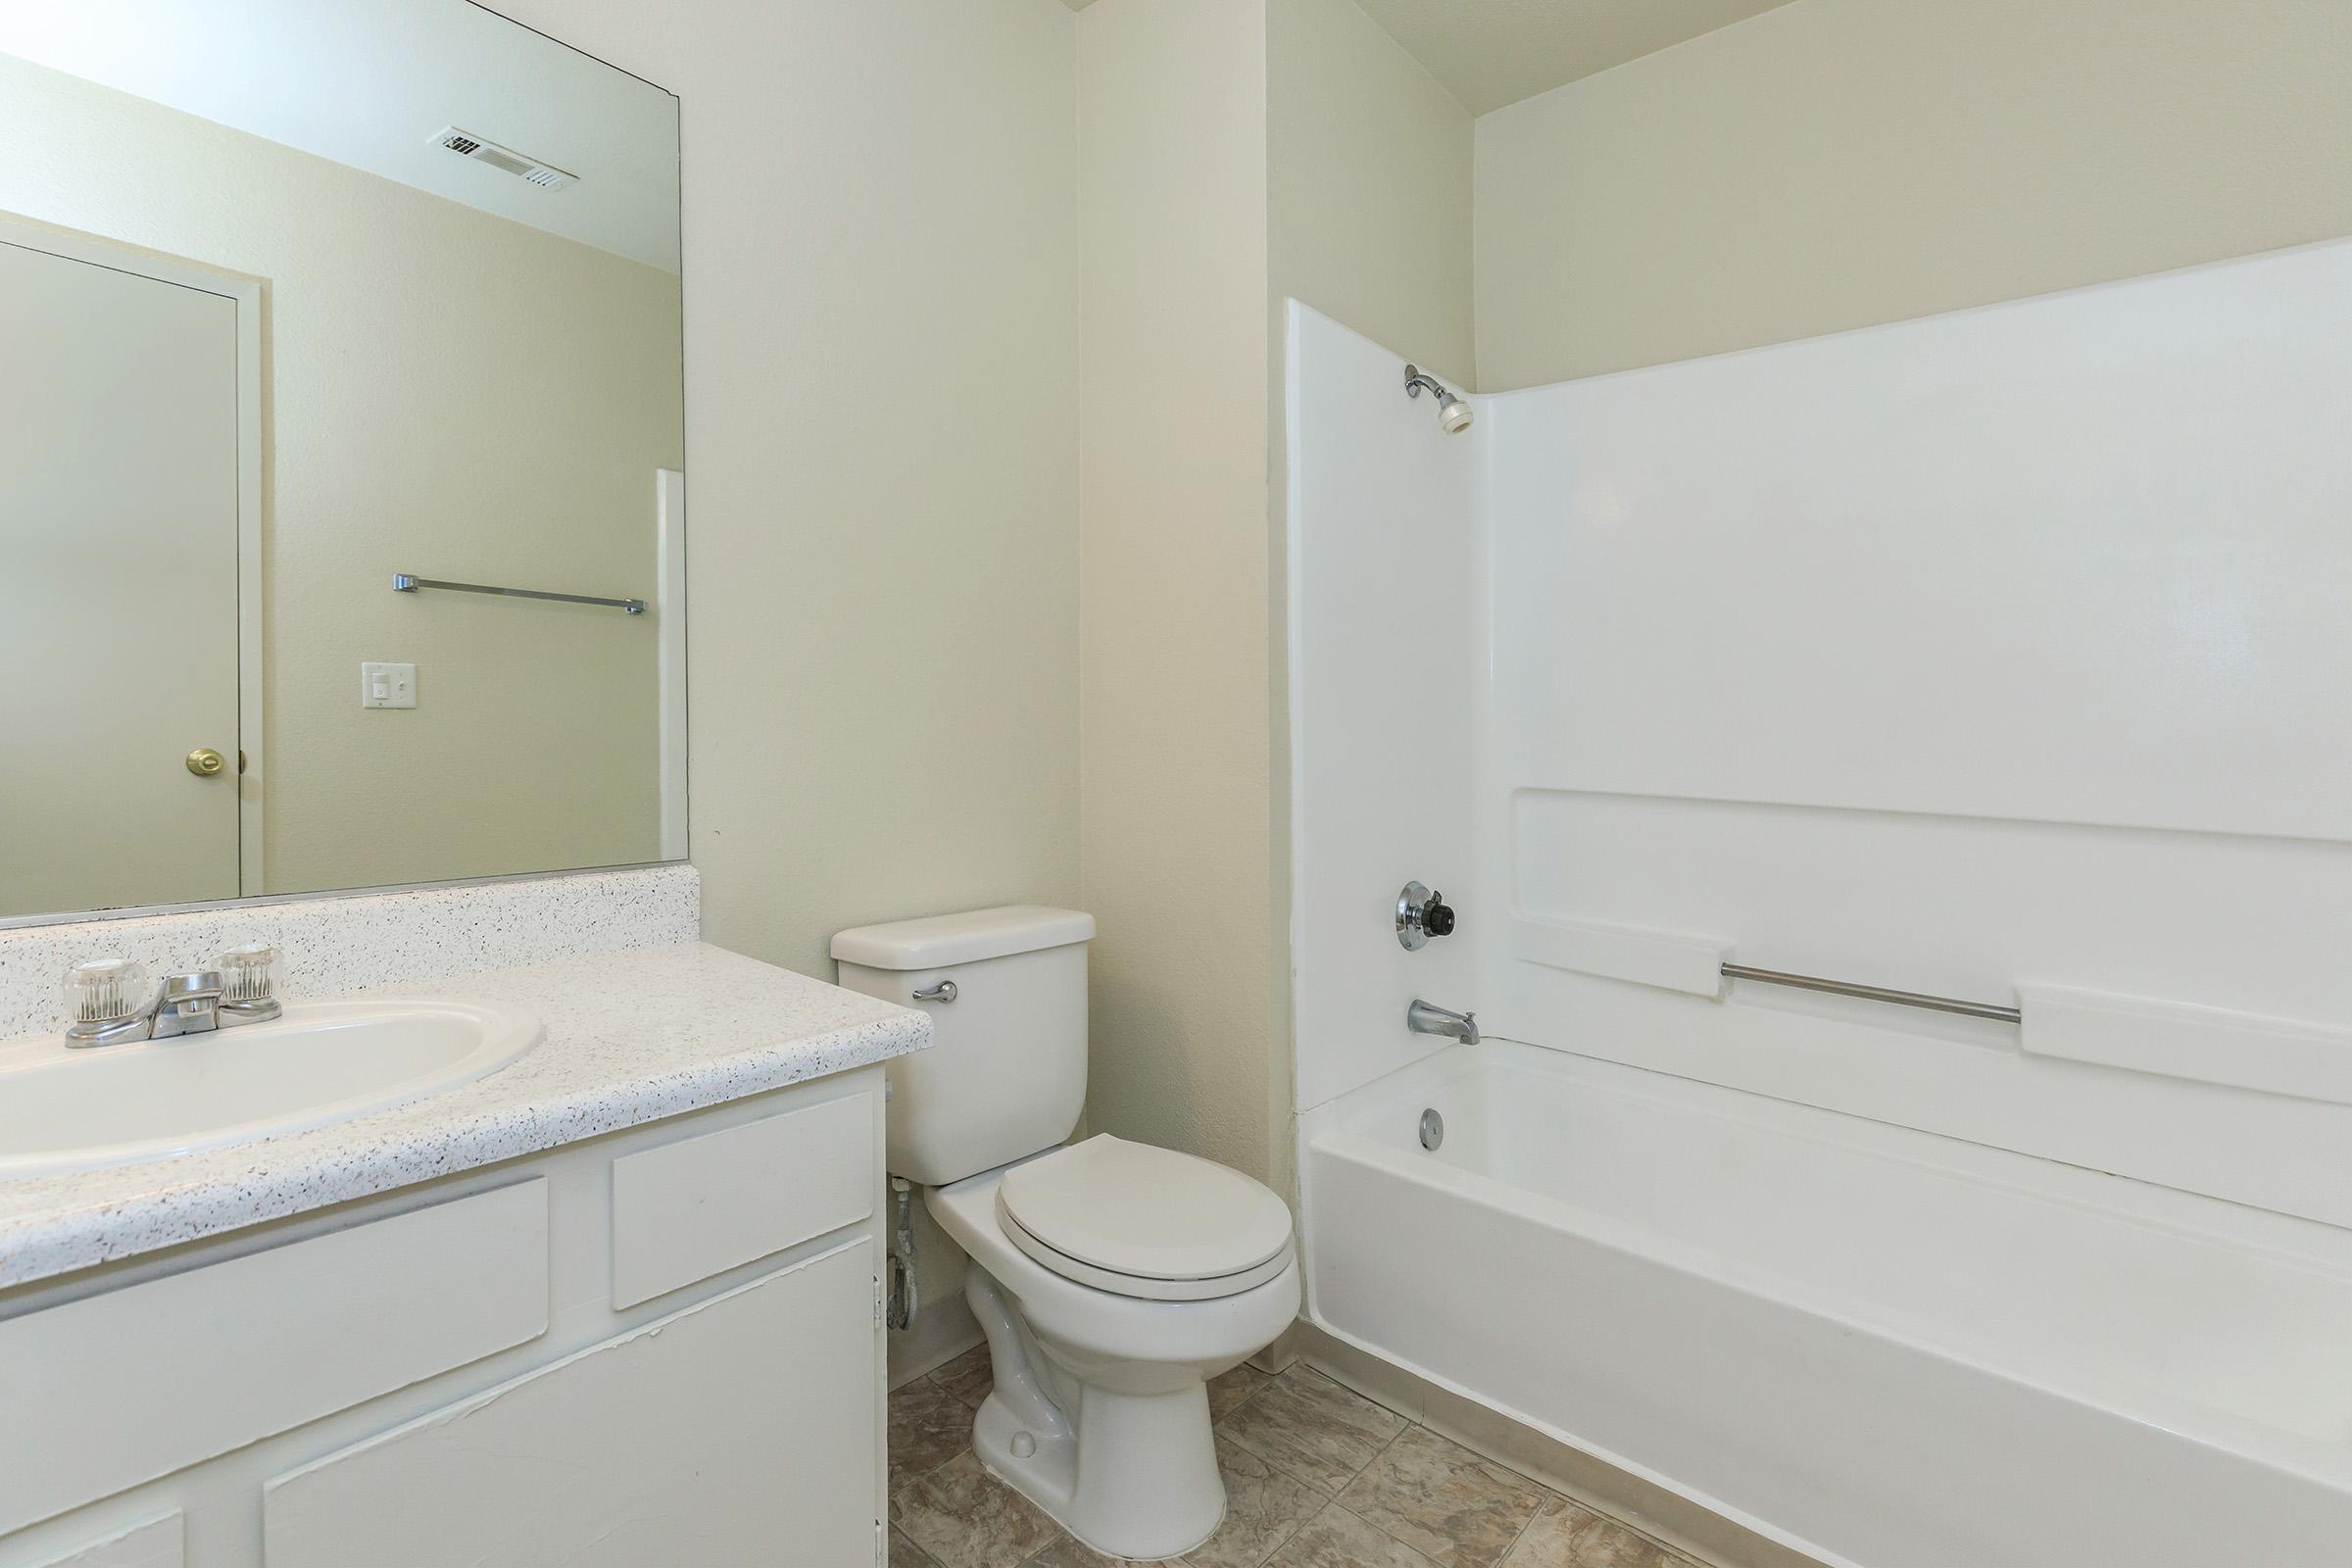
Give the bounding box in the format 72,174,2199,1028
264,1238,877,1567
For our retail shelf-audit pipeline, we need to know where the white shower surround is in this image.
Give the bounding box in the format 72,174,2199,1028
1285,239,2352,1564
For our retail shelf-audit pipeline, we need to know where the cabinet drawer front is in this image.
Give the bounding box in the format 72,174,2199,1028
23,1514,182,1568
0,1182,547,1535
264,1239,879,1568
610,1088,875,1308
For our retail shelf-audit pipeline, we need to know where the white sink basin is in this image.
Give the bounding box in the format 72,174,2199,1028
0,1000,543,1178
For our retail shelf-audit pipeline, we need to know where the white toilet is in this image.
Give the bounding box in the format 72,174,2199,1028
833,906,1299,1561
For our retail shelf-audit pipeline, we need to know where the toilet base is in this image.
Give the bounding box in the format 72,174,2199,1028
965,1273,1226,1561
972,1387,1224,1561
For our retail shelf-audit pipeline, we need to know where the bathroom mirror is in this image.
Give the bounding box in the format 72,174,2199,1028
0,0,683,922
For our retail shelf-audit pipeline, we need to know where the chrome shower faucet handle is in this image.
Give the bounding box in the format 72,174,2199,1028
1396,881,1458,951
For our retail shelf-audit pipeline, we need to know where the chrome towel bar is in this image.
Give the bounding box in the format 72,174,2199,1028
1721,963,2022,1025
393,573,646,614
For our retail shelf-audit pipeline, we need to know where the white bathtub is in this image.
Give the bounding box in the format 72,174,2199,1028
1299,1039,2352,1566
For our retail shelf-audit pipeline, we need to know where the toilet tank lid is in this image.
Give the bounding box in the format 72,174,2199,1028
830,906,1096,970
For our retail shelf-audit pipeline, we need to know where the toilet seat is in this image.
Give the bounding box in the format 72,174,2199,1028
996,1135,1294,1302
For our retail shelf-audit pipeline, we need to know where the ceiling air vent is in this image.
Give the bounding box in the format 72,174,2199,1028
432,126,577,192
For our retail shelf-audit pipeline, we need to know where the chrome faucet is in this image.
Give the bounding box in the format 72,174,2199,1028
149,971,226,1039
63,947,283,1048
1406,998,1478,1047
66,968,223,1048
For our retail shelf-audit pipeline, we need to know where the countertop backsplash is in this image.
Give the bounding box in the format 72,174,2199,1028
0,864,701,1041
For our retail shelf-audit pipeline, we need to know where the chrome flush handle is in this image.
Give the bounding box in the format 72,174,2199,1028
911,980,957,1004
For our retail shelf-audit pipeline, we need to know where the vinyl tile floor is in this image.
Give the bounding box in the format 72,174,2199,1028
889,1350,1707,1568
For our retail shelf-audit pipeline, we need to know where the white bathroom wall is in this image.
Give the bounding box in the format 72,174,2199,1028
1286,305,1482,1113
1477,239,2352,1229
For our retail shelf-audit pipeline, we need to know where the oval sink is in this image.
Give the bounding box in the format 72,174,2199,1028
0,1000,543,1178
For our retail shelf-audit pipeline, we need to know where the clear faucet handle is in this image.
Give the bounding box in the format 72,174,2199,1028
64,957,152,1033
217,943,284,1007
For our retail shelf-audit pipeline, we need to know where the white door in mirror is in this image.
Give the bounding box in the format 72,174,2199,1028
0,1001,540,1177
1,234,243,910
360,662,417,709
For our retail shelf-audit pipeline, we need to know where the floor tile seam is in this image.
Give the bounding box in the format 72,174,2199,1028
1346,1419,1562,1568
1210,1376,1272,1429
1216,1421,1346,1501
1239,1488,1326,1568
1490,1500,1544,1568
896,1438,981,1499
892,1522,947,1568
1334,1497,1447,1568
1353,1496,1455,1568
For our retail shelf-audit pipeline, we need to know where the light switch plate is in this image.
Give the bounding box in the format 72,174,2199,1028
361,662,417,710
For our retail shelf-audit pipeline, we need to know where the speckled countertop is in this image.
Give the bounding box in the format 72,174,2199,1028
0,942,930,1291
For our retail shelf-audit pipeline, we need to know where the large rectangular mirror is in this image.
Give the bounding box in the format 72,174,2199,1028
1,0,684,922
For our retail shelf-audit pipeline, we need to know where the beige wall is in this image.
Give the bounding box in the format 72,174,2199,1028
493,0,1083,1383
1271,0,1476,390
1474,0,2352,388
1076,0,1276,1184
0,54,681,898
503,0,1085,980
480,0,1467,1235
1069,0,1474,1200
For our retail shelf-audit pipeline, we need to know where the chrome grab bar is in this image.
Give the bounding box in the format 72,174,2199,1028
1720,963,2020,1025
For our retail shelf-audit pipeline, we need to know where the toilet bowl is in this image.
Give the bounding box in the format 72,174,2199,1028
829,906,1298,1560
925,1140,1301,1559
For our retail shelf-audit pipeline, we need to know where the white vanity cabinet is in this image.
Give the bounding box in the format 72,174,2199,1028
263,1240,876,1566
0,1067,889,1568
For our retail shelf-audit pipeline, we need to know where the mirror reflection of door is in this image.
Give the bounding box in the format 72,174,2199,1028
2,229,244,912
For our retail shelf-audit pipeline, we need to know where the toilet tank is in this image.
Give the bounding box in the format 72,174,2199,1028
832,906,1095,1186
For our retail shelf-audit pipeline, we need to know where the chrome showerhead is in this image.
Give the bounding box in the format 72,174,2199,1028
1403,365,1472,433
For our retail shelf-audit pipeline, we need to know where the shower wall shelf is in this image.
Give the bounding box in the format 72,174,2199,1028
392,573,647,614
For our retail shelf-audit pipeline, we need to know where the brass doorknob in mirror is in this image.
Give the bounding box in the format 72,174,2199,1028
185,748,226,778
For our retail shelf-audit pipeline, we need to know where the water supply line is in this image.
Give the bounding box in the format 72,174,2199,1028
887,1177,918,1331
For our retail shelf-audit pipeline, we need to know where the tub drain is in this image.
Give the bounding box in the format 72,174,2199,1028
1418,1107,1445,1151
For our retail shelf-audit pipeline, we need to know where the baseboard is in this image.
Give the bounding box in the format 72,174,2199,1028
1247,1316,1307,1376
1292,1321,1826,1568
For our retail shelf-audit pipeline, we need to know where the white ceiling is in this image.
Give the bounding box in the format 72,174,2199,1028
1062,0,1797,117
0,0,679,272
